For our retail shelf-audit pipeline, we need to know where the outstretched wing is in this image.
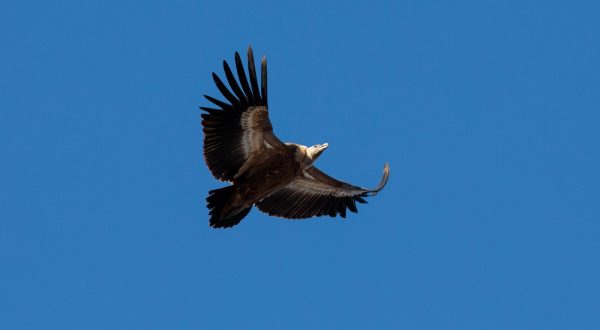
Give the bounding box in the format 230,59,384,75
256,163,390,219
201,47,285,182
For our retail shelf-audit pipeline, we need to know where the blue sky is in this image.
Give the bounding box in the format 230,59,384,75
1,0,599,329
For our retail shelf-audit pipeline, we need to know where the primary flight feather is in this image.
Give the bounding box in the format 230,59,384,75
201,46,389,228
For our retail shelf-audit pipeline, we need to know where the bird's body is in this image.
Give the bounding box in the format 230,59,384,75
201,47,389,228
220,144,301,219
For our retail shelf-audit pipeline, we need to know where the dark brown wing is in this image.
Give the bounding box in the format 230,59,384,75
256,163,390,219
201,47,285,182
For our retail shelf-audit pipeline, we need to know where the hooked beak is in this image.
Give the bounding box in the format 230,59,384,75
314,143,328,157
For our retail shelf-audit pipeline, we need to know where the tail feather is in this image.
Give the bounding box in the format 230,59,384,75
207,186,252,228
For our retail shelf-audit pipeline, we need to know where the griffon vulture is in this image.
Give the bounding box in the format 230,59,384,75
201,47,389,228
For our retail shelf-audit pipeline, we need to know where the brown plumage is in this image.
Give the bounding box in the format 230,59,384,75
201,47,389,228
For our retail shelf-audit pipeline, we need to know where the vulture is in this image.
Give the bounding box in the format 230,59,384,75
201,47,389,228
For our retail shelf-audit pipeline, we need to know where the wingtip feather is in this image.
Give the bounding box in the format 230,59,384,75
366,162,390,196
261,55,268,106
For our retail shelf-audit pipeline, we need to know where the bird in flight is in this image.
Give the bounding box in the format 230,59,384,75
201,46,389,228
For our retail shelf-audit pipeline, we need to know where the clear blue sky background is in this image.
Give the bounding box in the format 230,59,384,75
1,0,599,329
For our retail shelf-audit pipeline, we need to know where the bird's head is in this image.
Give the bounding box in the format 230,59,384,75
305,143,328,162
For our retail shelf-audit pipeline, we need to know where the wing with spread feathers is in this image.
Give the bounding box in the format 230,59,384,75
201,47,284,182
256,163,390,219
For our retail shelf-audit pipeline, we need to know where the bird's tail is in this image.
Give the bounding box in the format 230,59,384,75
206,186,252,228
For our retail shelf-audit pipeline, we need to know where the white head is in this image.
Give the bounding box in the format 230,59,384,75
305,143,328,162
288,142,329,167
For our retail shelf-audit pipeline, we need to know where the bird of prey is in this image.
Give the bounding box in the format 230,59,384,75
201,47,389,228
